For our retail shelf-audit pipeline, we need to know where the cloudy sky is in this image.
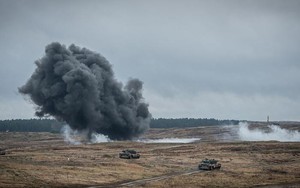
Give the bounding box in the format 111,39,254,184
0,0,300,121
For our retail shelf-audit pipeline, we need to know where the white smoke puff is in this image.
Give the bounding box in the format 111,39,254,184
61,125,82,145
90,133,111,143
139,138,200,143
237,122,300,142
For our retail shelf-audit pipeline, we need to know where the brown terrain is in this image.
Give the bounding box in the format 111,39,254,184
0,122,300,188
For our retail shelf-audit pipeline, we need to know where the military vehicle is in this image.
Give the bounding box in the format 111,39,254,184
119,149,140,159
198,158,221,170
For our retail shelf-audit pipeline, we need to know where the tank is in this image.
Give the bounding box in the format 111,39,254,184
198,158,221,170
119,149,140,159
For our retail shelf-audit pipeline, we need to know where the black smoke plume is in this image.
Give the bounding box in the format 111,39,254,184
19,42,151,140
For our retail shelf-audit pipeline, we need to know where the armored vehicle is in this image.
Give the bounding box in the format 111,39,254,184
198,158,221,170
119,149,140,159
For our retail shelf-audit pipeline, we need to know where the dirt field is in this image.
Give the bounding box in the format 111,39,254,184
0,124,300,187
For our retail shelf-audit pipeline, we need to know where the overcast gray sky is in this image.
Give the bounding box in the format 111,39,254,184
0,0,300,121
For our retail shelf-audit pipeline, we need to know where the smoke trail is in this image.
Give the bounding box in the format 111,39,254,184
61,125,82,145
19,42,151,140
90,132,111,143
237,122,300,142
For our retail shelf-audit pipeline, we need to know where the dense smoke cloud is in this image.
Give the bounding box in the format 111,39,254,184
19,42,151,140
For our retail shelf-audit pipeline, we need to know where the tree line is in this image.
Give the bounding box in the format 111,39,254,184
0,119,63,133
0,118,239,133
150,118,239,128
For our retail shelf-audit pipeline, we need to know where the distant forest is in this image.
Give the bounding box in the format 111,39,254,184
0,119,64,133
151,118,239,128
0,118,239,133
